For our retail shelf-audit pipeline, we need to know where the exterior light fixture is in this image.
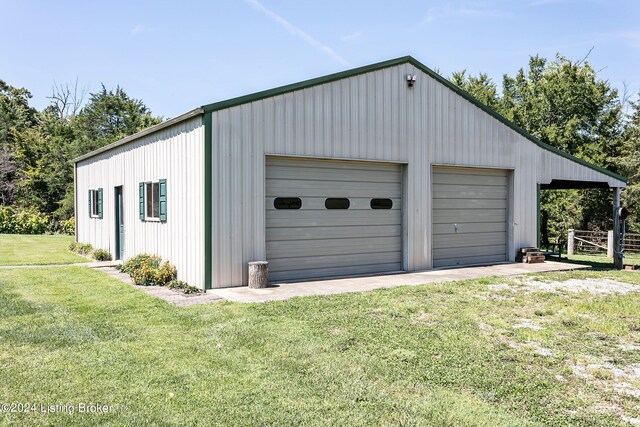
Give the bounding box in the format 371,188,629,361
406,74,417,87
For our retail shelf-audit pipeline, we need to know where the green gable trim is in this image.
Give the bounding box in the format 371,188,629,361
201,55,627,185
203,113,212,290
201,56,411,113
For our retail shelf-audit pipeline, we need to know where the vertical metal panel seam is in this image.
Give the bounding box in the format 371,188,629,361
73,162,78,241
203,112,212,290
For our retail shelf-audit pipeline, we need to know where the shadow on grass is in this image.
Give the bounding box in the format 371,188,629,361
565,258,614,270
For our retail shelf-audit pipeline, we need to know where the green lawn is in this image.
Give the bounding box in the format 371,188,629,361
1,266,639,425
567,253,640,269
0,234,87,266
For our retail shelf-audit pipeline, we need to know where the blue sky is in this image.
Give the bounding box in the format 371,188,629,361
1,0,639,118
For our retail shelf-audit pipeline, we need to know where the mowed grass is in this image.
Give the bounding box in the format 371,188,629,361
0,234,87,266
568,253,640,269
1,267,640,425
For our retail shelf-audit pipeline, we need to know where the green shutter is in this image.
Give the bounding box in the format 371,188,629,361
97,188,103,219
88,190,92,217
139,183,145,221
159,179,167,222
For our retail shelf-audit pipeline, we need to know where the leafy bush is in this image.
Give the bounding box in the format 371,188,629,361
61,217,75,235
0,206,48,234
0,206,15,233
123,254,176,287
69,241,93,255
167,280,202,294
119,254,161,274
92,249,112,261
156,261,177,285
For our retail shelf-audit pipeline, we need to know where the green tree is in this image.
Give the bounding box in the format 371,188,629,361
0,80,39,204
73,85,161,155
11,84,162,221
620,96,640,231
450,70,500,111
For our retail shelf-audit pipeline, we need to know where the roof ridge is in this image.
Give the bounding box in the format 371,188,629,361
75,56,628,184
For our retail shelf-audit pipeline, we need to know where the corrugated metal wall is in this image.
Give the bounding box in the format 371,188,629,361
208,63,622,288
76,117,204,287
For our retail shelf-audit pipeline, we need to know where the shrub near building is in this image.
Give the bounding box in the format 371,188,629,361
118,254,177,287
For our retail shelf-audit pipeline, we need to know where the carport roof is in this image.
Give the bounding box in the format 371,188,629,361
73,56,628,185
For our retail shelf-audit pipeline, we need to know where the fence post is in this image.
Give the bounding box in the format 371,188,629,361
607,230,614,258
567,229,574,256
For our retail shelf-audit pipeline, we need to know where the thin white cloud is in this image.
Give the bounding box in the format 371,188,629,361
130,24,152,35
340,31,363,43
423,2,510,23
611,31,640,49
244,0,350,67
526,0,567,6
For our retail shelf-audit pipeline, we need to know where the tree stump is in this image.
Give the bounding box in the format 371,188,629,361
248,261,269,289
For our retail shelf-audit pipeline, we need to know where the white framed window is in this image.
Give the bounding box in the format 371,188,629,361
145,181,160,221
139,179,166,222
89,188,102,218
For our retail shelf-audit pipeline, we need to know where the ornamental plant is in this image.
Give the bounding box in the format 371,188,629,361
118,254,161,274
123,254,176,287
92,249,112,261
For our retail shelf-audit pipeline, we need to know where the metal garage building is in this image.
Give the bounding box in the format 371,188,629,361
74,56,627,290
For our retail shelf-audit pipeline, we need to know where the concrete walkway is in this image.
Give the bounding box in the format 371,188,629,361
100,266,225,307
209,261,589,303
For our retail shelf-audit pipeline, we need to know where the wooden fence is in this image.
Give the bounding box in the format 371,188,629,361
567,229,640,257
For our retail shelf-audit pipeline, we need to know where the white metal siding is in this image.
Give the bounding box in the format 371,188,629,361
265,157,402,282
76,117,205,288
208,62,623,288
432,166,508,267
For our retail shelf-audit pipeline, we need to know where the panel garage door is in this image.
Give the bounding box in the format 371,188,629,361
432,166,508,268
266,157,403,282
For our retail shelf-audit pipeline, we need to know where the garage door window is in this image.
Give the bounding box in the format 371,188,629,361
325,198,350,209
274,197,302,209
370,198,393,209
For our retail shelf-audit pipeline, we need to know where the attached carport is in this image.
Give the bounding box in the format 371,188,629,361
538,178,626,269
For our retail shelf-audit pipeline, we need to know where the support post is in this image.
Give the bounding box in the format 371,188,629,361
613,187,623,269
567,229,575,256
607,230,614,258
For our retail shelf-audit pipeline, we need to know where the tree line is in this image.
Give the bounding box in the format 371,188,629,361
1,52,639,243
0,80,161,231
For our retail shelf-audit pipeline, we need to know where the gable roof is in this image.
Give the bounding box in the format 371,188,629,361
201,55,627,184
74,56,628,184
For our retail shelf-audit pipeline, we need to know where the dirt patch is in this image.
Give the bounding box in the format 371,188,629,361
571,356,640,398
512,319,544,330
508,340,554,356
489,278,640,295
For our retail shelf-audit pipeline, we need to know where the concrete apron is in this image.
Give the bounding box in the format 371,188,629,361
208,261,589,303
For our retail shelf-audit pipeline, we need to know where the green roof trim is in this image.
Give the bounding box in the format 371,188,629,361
201,55,627,184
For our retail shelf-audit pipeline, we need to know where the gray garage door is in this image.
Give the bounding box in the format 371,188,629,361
266,157,403,282
432,166,508,268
